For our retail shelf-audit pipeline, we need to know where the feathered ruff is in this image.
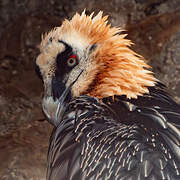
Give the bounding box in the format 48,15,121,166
40,11,157,99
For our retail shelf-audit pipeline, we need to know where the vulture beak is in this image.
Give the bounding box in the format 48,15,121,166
55,70,84,126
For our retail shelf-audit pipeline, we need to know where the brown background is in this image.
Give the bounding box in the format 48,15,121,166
0,0,180,179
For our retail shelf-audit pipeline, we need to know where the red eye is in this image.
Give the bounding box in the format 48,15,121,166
67,54,77,67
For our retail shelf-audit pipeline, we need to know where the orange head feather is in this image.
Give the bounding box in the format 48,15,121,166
38,11,157,99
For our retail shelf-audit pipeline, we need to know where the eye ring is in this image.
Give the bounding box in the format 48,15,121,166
67,55,78,67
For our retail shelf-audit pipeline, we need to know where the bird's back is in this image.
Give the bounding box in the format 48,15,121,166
47,84,180,180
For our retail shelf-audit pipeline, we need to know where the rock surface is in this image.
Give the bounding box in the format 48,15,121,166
0,0,180,179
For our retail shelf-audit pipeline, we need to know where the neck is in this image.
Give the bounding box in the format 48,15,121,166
86,40,157,99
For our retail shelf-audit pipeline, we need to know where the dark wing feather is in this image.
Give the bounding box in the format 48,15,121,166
47,111,83,180
47,84,180,180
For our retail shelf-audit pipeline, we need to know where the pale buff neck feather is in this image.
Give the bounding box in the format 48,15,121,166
86,41,156,99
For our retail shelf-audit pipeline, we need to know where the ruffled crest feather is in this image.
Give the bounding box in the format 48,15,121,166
40,11,157,99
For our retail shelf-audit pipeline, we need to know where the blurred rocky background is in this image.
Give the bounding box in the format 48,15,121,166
0,0,180,179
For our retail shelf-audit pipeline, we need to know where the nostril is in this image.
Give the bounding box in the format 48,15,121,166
52,76,66,100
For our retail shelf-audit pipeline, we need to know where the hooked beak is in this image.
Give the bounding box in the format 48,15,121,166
54,70,83,126
42,70,83,127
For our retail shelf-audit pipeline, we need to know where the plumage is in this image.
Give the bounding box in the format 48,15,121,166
35,11,180,180
47,86,180,180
